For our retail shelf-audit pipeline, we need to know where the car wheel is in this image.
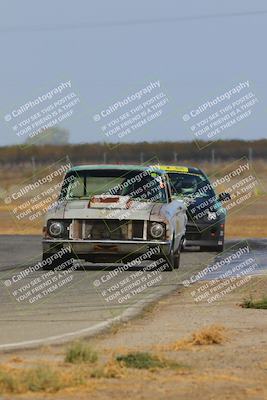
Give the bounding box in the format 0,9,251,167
215,244,224,252
163,244,181,271
173,250,180,269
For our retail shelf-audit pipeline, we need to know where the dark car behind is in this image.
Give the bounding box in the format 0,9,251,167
160,165,230,252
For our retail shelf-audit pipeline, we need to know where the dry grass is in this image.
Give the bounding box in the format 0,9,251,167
65,341,98,364
90,358,126,379
190,324,227,345
0,364,88,394
160,325,228,351
1,277,266,398
241,297,267,309
225,196,267,238
0,347,186,395
226,215,267,238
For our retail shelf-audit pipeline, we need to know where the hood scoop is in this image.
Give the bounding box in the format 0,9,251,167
88,195,131,209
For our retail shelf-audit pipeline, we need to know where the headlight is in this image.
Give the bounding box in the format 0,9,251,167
150,222,165,239
48,221,64,237
207,211,217,221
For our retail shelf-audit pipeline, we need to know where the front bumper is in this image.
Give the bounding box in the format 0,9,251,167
185,220,225,247
42,239,172,260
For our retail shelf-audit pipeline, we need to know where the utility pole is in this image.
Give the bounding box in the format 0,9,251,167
140,152,144,164
211,149,215,166
66,154,71,165
248,147,253,164
31,156,36,182
173,151,178,163
103,152,107,164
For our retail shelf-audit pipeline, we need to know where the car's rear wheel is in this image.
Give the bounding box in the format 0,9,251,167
216,244,224,252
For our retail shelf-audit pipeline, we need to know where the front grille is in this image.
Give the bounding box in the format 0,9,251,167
71,219,144,240
132,221,144,239
84,220,128,240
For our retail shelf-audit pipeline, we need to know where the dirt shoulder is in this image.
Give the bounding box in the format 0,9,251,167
1,276,267,400
88,276,267,400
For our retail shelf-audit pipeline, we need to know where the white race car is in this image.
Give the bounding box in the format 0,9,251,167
42,165,187,270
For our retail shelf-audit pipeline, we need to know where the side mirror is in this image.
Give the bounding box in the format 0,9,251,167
218,192,231,202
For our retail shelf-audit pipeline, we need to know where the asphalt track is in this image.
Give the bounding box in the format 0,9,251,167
0,236,266,351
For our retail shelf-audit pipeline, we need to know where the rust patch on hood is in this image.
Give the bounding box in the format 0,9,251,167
90,195,120,205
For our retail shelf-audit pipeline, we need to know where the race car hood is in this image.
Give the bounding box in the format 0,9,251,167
45,196,164,222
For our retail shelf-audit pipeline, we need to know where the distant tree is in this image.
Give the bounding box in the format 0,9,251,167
25,127,70,145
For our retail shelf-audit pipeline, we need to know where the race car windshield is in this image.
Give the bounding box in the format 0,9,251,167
168,173,215,198
60,169,167,203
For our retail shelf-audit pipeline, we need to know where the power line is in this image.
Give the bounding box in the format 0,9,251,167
0,9,267,34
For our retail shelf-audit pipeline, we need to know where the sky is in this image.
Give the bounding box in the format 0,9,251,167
0,0,266,146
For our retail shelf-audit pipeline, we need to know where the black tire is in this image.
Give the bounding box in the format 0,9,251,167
173,250,180,269
215,244,224,253
42,253,74,271
173,237,183,269
162,242,181,271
